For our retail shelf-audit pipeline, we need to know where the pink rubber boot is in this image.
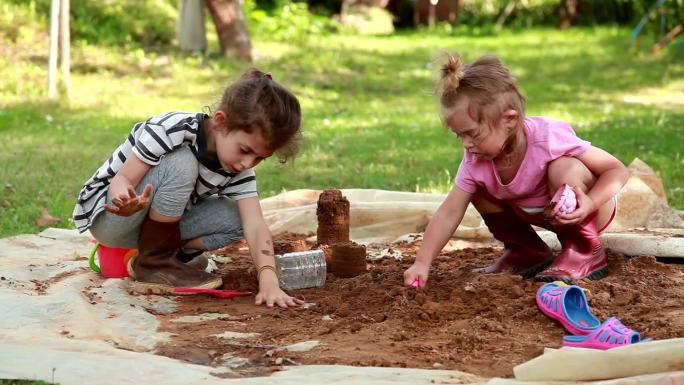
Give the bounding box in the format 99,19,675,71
473,208,555,279
535,211,608,283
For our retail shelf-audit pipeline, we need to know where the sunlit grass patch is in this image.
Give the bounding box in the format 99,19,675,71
1,27,683,236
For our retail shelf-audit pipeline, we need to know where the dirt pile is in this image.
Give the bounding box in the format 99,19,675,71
331,241,367,278
153,233,684,379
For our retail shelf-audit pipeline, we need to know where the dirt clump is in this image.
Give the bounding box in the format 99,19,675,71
331,241,367,278
316,189,350,245
274,238,308,255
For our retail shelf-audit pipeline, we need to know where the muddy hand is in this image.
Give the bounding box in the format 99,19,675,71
104,184,153,217
403,262,429,288
255,287,305,308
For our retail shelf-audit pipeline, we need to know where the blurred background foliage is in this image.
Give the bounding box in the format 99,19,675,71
1,0,683,48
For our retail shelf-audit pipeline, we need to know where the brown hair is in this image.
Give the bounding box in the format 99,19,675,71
437,52,525,128
217,68,302,163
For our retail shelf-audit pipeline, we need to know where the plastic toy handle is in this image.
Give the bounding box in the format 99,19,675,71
89,242,101,273
174,288,252,298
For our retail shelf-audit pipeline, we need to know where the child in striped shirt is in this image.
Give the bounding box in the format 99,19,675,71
73,69,303,308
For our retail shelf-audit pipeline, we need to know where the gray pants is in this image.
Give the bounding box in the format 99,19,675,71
90,147,244,250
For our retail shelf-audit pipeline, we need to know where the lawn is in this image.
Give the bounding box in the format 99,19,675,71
1,26,683,237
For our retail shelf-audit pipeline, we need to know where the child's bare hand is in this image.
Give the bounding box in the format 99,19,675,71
104,184,153,217
255,286,305,308
404,261,430,288
553,186,595,226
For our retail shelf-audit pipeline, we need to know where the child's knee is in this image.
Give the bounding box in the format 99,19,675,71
547,157,594,189
179,197,243,249
157,147,199,189
146,148,199,217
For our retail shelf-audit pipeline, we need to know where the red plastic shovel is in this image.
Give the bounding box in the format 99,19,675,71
173,288,252,298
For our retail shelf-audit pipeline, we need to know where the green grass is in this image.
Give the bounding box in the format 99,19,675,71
0,380,56,385
1,26,683,237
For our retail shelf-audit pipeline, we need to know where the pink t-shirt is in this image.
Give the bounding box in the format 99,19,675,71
455,116,590,208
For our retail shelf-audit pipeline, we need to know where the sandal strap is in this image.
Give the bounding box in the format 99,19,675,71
536,282,599,335
595,317,640,345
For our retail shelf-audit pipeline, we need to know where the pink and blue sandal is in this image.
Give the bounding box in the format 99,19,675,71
536,281,600,335
563,317,644,350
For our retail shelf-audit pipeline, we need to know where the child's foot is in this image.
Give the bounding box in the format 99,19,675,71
131,217,223,294
127,252,211,278
133,270,223,295
177,249,211,271
535,212,607,282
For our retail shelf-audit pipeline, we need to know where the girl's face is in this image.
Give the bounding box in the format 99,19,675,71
214,129,273,173
445,98,515,161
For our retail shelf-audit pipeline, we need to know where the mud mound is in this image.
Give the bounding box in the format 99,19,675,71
153,233,684,379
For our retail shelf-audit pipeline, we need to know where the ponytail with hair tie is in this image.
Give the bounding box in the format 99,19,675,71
440,52,465,93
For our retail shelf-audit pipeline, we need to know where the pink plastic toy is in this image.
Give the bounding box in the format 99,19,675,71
550,184,577,216
173,288,252,298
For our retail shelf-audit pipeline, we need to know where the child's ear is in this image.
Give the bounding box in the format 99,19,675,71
502,109,519,129
213,110,229,130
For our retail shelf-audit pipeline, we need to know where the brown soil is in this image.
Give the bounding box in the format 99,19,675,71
152,233,684,379
273,237,308,255
331,241,367,278
316,189,350,245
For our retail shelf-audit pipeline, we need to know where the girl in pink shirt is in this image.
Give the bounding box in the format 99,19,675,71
403,53,629,285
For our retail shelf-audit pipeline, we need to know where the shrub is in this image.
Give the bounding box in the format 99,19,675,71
248,0,344,42
1,0,177,48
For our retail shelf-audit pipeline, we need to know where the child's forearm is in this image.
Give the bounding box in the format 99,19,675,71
415,186,470,267
109,174,133,198
110,155,151,199
587,166,629,208
245,223,280,287
415,211,460,266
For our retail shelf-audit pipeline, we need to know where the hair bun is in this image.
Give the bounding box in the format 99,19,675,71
440,52,465,93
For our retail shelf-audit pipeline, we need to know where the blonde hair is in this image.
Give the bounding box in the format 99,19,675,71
437,52,525,127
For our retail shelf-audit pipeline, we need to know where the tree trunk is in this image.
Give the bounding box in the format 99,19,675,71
59,0,70,98
496,1,516,29
178,0,207,52
448,0,461,24
558,0,579,30
48,0,60,98
205,0,252,61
